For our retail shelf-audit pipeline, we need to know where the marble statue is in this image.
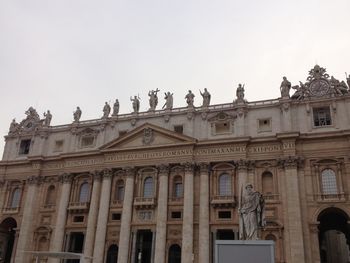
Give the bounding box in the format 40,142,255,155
280,76,291,98
239,184,265,240
185,90,195,107
148,89,160,111
102,102,111,118
162,92,173,110
236,84,245,102
9,119,19,134
112,99,119,116
43,110,52,126
130,95,140,113
73,107,82,122
330,76,348,95
200,88,211,107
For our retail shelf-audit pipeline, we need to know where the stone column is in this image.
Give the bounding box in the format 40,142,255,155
236,160,248,204
83,171,102,262
0,180,6,211
280,100,292,132
235,107,246,136
15,176,40,263
181,162,194,263
130,231,137,263
49,174,73,263
309,223,320,263
282,157,305,263
117,167,136,263
198,163,210,263
92,169,112,263
154,165,169,263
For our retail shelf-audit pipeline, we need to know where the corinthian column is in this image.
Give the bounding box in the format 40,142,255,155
15,176,40,263
83,171,102,262
49,173,73,263
198,163,210,263
237,160,248,203
117,167,136,263
181,162,194,263
92,169,112,263
154,165,169,263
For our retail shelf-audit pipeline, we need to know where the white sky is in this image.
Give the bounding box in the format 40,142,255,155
1,0,350,157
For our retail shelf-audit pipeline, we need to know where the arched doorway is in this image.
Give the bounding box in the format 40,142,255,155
0,217,17,263
168,244,181,263
318,207,350,263
106,244,118,263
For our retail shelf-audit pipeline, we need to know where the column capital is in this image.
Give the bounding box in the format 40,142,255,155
124,167,136,177
183,162,195,173
158,164,170,175
60,173,74,184
278,156,304,169
236,159,249,171
198,162,210,173
102,168,113,179
27,175,43,185
90,170,102,181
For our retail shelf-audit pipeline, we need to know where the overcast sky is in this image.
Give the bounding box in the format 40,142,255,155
1,0,349,157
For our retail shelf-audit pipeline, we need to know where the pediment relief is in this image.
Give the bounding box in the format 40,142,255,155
208,111,237,122
101,123,196,151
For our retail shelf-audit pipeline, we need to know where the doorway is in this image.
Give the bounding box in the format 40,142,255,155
0,217,17,263
106,244,118,263
66,232,85,263
168,244,181,263
135,230,153,263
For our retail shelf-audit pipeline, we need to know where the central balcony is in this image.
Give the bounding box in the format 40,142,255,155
67,202,90,213
211,195,236,208
134,197,156,209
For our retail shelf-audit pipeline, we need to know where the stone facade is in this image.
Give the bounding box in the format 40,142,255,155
1,65,350,263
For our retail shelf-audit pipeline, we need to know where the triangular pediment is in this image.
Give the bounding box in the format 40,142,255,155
100,123,196,151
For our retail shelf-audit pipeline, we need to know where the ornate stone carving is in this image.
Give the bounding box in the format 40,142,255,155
148,89,160,111
162,92,173,110
43,110,52,126
185,90,195,108
198,162,209,173
142,128,154,145
9,107,44,136
112,99,119,116
200,88,211,107
280,77,291,98
164,114,170,122
138,210,152,221
291,65,349,100
236,159,249,170
130,118,137,126
280,102,290,112
187,111,194,120
102,102,111,119
235,84,246,104
130,95,140,113
27,175,43,185
60,173,74,183
278,156,303,169
158,164,169,175
91,170,102,181
201,111,208,120
102,168,112,179
124,167,136,177
73,107,82,122
183,162,195,173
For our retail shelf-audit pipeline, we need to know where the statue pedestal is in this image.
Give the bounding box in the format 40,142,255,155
215,240,275,263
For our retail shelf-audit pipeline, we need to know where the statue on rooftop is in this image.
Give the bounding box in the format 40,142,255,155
9,119,19,134
102,102,111,118
112,99,119,116
280,76,291,98
236,84,245,103
163,92,173,110
200,88,211,107
347,73,350,89
43,110,52,126
330,76,348,95
130,95,140,113
73,107,82,122
185,90,195,108
148,89,160,111
239,184,265,240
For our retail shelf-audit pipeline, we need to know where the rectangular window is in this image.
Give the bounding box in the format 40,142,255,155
174,125,183,134
19,139,31,155
215,122,230,134
54,140,64,152
258,118,272,132
218,210,232,219
313,107,331,127
81,136,95,147
171,211,182,219
73,216,84,223
112,213,121,221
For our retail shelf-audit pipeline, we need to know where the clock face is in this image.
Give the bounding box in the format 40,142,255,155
309,79,330,96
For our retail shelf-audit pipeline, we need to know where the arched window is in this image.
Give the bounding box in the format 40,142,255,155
115,180,124,201
168,244,181,263
321,169,338,195
45,185,56,205
143,177,154,198
10,188,21,208
262,172,274,194
78,182,90,202
173,176,183,198
218,173,231,196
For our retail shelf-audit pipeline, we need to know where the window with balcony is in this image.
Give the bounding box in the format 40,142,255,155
313,107,331,127
143,177,154,198
115,180,125,201
10,188,21,208
321,169,338,195
173,176,183,198
218,173,231,196
19,139,31,155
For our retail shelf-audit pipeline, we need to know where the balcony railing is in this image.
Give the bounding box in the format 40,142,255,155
168,197,184,204
315,193,347,201
211,195,236,208
2,206,20,214
41,204,56,211
67,202,90,212
134,197,156,209
263,194,280,202
111,199,124,207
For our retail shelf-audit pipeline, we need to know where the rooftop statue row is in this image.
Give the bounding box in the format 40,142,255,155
280,65,350,100
8,65,350,135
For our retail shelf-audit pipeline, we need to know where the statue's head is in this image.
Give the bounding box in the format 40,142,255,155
245,184,253,193
283,76,287,80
